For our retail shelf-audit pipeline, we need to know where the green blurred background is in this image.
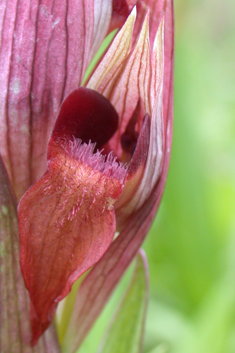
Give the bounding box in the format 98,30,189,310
144,0,235,351
76,0,235,352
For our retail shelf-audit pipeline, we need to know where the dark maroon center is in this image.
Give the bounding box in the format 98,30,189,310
121,100,140,155
51,87,119,152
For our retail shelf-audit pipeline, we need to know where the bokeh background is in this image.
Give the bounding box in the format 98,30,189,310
144,0,235,351
76,0,235,352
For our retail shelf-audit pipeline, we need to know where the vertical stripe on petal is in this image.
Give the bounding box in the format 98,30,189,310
125,19,164,212
87,7,136,96
89,0,112,61
108,13,151,158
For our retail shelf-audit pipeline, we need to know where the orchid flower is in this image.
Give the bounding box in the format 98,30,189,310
0,0,174,350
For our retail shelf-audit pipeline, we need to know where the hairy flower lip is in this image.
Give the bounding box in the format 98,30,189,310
63,139,127,184
19,144,127,345
18,87,131,345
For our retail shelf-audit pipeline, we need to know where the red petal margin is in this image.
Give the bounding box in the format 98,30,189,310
62,0,174,350
18,89,126,345
115,114,151,228
0,157,60,352
0,0,112,200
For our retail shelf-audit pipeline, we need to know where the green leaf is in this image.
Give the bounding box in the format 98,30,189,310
147,343,169,353
56,273,85,345
81,29,118,86
97,249,149,353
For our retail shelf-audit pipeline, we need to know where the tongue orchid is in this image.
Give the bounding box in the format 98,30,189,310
0,0,174,347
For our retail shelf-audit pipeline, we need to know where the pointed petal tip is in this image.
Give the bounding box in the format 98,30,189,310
154,16,164,54
87,6,136,95
131,4,137,18
138,9,150,45
30,302,57,347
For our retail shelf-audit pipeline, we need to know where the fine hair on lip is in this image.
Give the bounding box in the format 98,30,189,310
64,137,127,181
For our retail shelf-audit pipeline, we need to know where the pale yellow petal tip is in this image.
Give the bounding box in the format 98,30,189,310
143,11,150,38
87,4,137,92
152,17,164,80
130,5,137,20
124,5,137,33
154,17,165,53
